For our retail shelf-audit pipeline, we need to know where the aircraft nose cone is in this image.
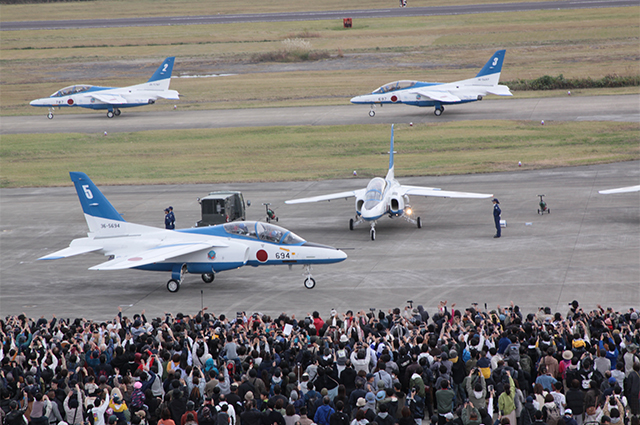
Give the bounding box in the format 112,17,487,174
30,98,48,107
350,95,365,104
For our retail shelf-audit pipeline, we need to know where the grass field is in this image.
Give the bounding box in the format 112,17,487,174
1,7,638,115
1,121,638,188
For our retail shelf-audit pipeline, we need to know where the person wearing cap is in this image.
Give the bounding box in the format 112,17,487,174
168,206,176,228
563,409,578,425
492,198,501,238
520,396,537,425
623,344,640,377
164,208,174,229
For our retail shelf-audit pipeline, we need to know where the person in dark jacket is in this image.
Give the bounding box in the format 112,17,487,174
562,410,578,425
564,380,584,424
240,400,263,425
519,397,537,425
169,389,188,425
492,199,501,238
329,401,350,425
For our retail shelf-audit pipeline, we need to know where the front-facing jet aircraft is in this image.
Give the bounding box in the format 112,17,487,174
285,125,493,240
30,57,180,119
351,50,512,117
39,172,346,292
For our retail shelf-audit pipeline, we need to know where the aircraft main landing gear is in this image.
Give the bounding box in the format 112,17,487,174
370,221,376,241
201,272,215,283
303,264,316,289
434,106,444,116
114,108,121,116
167,279,180,293
167,263,187,293
107,111,114,118
349,217,363,231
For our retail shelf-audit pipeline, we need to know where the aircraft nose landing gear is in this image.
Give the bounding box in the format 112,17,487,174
303,264,316,289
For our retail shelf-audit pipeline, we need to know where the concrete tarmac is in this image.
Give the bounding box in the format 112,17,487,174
1,161,638,320
4,95,639,135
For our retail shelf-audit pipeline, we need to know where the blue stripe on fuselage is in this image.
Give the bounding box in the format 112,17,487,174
135,261,246,274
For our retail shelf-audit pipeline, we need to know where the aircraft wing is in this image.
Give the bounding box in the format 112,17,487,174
404,89,461,103
89,241,224,270
598,185,640,194
401,185,493,199
285,189,366,205
89,93,128,105
38,244,102,260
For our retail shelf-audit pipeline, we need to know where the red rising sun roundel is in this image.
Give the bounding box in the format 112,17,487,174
390,95,398,103
256,249,268,263
68,99,74,105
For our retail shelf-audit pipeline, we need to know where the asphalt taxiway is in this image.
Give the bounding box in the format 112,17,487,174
1,161,638,320
2,0,636,31
4,95,639,135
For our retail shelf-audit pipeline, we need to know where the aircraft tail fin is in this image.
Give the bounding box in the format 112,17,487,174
148,57,175,83
137,57,176,92
385,124,395,181
70,172,125,233
471,49,506,86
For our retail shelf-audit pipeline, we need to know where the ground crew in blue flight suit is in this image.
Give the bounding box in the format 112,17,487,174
492,198,501,238
164,207,175,229
168,206,175,228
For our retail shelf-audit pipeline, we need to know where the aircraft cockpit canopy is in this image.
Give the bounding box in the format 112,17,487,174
372,80,417,94
223,221,305,245
364,177,386,209
51,85,94,97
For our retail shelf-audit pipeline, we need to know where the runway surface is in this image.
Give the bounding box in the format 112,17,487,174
1,161,638,320
3,0,636,31
4,95,639,135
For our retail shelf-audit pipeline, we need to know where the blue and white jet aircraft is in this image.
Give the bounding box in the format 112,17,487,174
285,125,493,240
38,172,347,292
30,57,180,119
351,50,512,117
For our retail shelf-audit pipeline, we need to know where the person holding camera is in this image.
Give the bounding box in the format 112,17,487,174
465,369,486,410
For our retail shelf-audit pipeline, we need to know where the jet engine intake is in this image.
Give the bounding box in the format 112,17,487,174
355,197,364,216
390,196,404,216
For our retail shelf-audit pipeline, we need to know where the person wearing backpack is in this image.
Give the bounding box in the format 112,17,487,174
518,397,536,425
63,384,84,425
329,401,350,425
4,400,27,425
541,394,561,425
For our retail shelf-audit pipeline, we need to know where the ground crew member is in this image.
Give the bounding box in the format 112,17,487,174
492,198,501,238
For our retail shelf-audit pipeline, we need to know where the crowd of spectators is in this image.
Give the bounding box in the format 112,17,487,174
2,300,640,425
